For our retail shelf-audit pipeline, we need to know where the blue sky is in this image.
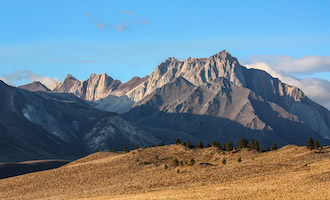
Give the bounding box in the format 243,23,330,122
0,0,329,85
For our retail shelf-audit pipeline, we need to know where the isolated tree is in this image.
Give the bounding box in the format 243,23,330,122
135,145,138,150
112,147,116,152
271,142,277,151
212,141,217,147
173,158,179,166
307,137,314,150
197,141,204,149
155,155,159,160
215,142,222,149
226,141,233,151
237,137,249,149
223,142,227,151
255,141,260,151
238,157,242,162
176,139,181,145
314,139,321,149
161,142,165,146
95,148,99,153
164,165,168,170
188,159,195,166
207,143,211,148
124,146,129,153
186,141,192,149
250,139,260,151
265,146,270,151
222,158,226,165
151,144,155,147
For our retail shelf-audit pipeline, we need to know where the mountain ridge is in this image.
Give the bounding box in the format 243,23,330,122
13,50,330,149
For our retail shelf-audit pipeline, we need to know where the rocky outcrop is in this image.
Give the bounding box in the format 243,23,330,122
19,81,50,92
53,73,121,101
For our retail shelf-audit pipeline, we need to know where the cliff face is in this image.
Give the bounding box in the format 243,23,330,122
53,73,121,101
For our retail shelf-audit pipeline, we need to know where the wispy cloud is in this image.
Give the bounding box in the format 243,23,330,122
244,60,330,110
246,55,330,75
123,10,137,18
83,10,149,33
0,70,61,89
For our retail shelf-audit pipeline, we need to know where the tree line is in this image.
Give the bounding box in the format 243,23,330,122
96,137,323,153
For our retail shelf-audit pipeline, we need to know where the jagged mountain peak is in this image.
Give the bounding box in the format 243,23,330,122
18,81,50,92
65,74,78,81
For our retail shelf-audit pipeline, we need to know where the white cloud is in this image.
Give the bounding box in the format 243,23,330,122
0,70,61,89
247,55,330,75
245,62,330,110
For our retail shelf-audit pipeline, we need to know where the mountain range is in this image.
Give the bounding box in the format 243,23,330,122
2,50,329,162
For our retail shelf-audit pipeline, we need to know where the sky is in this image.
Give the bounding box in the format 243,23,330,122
0,0,330,108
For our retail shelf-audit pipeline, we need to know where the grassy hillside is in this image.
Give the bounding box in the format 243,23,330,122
0,145,329,199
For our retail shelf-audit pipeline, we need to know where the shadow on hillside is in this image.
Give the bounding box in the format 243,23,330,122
123,107,330,148
0,160,70,179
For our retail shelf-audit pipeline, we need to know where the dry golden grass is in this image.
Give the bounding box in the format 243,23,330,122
0,145,329,200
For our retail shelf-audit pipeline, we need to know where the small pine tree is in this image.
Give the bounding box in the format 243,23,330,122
255,141,260,151
124,146,129,153
179,161,183,166
135,145,138,150
222,158,226,165
265,146,270,151
307,137,314,150
216,142,222,149
271,142,277,151
175,139,181,145
186,141,192,149
212,141,217,147
207,143,211,148
95,148,99,153
223,142,227,151
151,144,155,147
188,159,195,166
164,165,168,169
112,147,116,152
250,139,260,151
226,141,233,151
237,137,249,149
173,158,179,166
155,155,159,160
197,141,204,149
238,157,242,162
177,169,180,173
136,158,139,162
161,142,164,146
314,140,320,149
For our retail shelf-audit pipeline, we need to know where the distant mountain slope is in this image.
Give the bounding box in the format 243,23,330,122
0,80,160,162
19,81,50,92
123,77,327,147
